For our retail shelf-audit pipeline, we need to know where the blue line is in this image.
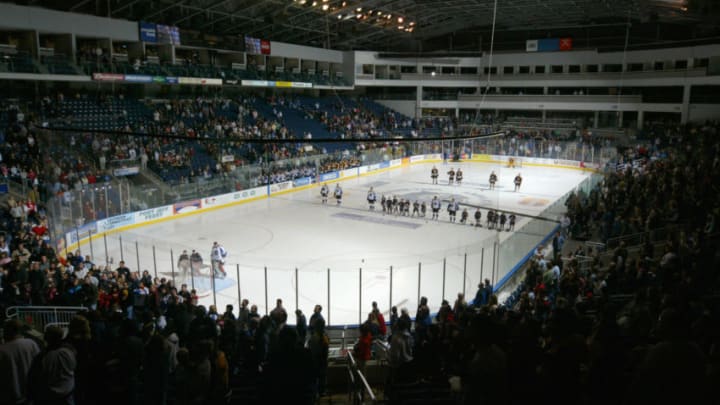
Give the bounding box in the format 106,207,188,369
493,224,560,293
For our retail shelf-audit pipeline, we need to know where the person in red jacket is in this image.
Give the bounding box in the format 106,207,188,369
354,323,373,373
372,302,387,338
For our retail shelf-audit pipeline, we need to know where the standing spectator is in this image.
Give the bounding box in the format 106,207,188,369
309,304,324,334
0,320,41,405
354,323,373,373
295,309,308,344
29,325,77,405
371,301,387,338
308,319,329,398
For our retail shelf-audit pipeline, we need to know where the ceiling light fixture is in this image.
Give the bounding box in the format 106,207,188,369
322,4,329,10
398,17,404,23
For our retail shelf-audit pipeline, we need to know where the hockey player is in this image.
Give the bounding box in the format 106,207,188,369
431,196,441,220
421,201,427,217
474,208,482,227
367,187,377,210
211,241,228,279
412,200,420,217
499,212,507,232
431,166,439,184
320,183,329,204
487,210,495,229
392,196,399,214
334,184,343,205
403,200,411,216
460,208,469,224
514,173,523,192
447,168,455,185
381,195,387,213
508,214,516,231
494,210,501,229
447,198,459,222
178,249,191,278
190,249,203,276
489,171,498,190
385,196,393,214
456,168,463,185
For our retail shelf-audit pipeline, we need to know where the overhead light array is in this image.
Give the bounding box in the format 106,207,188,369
291,0,415,32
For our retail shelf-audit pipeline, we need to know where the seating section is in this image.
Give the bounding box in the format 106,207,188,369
0,51,39,73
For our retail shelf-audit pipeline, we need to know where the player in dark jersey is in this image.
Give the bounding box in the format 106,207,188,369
493,210,501,229
431,166,439,184
320,183,329,204
460,208,469,224
431,196,441,220
392,196,399,214
499,212,507,231
381,195,387,213
487,210,495,229
403,200,411,216
456,169,463,185
421,201,427,217
508,214,516,231
489,171,498,190
385,196,393,214
514,173,523,192
474,208,482,227
412,200,420,217
447,168,455,185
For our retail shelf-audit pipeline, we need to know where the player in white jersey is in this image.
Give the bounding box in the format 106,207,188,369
334,184,343,205
367,187,377,210
210,241,228,278
447,198,459,222
431,196,441,220
320,183,329,204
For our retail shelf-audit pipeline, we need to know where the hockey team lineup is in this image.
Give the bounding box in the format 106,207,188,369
316,164,525,232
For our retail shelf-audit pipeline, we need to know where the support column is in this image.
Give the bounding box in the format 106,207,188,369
681,84,691,124
541,109,547,123
637,110,644,130
593,111,599,128
415,85,422,119
617,111,624,128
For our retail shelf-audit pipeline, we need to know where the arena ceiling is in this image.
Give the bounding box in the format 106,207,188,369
15,0,720,51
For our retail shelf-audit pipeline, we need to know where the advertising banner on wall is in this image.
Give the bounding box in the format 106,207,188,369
135,206,172,223
173,200,201,214
139,22,157,43
97,213,135,233
93,73,124,81
293,177,313,187
112,167,140,176
319,171,339,182
269,181,293,194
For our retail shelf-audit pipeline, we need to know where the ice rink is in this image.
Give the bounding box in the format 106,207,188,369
94,161,590,325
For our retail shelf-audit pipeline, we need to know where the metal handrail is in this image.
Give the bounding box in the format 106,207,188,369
346,350,377,404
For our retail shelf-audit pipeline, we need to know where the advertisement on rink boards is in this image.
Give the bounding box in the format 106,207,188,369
293,176,313,187
173,199,201,214
390,159,402,167
96,213,134,233
410,155,426,163
319,171,339,182
202,186,265,208
340,168,357,178
135,206,172,223
67,222,99,245
269,181,293,194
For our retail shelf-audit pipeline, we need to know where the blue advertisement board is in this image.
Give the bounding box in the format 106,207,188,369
293,177,313,187
319,172,339,182
139,22,157,43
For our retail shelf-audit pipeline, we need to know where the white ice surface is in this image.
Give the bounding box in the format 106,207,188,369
91,162,589,325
